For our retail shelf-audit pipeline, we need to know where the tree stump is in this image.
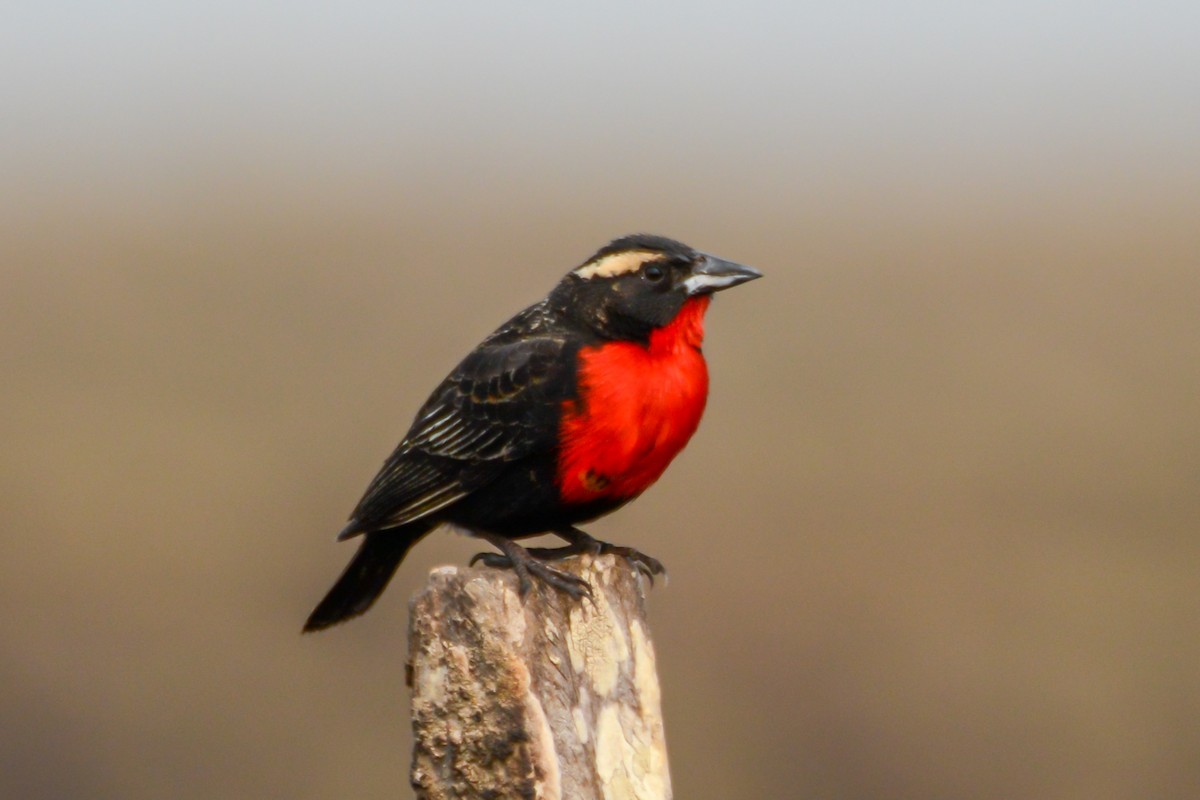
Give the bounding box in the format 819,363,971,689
407,554,671,800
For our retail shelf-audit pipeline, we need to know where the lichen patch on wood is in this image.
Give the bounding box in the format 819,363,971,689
567,588,630,697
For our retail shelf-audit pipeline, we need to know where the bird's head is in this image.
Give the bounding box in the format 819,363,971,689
555,234,761,343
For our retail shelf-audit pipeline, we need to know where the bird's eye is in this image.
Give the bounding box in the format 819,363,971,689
643,264,666,282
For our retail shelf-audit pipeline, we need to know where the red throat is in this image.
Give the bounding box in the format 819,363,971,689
557,295,712,505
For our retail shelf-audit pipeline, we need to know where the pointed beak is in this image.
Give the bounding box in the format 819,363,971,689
681,254,763,296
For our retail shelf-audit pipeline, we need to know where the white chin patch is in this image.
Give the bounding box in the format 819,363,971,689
682,273,742,295
574,250,661,280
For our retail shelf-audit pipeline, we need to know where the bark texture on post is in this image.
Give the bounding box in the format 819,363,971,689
407,554,671,800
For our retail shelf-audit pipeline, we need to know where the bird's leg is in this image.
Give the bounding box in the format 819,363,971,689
553,525,668,584
469,532,592,599
523,528,603,560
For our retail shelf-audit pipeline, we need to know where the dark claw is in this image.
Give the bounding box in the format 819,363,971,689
525,559,593,600
597,544,667,585
470,550,533,594
470,540,593,600
469,551,512,569
633,560,657,583
548,527,668,587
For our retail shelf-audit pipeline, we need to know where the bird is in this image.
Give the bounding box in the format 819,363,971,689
303,234,761,632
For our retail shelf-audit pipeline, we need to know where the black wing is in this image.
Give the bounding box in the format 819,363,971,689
341,332,574,537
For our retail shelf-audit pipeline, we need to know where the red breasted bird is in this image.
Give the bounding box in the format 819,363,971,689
303,234,760,631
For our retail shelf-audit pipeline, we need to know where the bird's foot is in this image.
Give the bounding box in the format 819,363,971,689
553,527,667,585
470,538,592,600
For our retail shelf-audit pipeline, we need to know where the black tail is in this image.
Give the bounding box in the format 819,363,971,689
303,525,431,632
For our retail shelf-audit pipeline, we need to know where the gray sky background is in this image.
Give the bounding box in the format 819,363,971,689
7,2,1198,184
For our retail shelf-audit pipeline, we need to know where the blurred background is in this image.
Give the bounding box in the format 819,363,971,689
3,3,1198,798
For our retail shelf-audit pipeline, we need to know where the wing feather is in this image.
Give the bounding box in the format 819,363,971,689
343,333,570,534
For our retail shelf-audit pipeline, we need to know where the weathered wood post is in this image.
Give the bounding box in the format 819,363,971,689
407,553,671,799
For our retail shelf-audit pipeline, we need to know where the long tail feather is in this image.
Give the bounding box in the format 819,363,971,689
303,525,431,632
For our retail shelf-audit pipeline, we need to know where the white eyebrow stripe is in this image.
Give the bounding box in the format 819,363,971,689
573,250,661,280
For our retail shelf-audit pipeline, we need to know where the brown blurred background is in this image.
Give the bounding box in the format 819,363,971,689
3,4,1198,799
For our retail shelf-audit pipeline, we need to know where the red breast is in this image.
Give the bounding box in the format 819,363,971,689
557,295,711,504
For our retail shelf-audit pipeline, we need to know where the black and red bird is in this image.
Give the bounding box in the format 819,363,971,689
303,234,760,631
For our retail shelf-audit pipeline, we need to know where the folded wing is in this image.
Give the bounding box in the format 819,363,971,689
340,335,569,537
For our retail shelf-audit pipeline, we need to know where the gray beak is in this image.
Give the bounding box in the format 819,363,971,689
681,253,763,296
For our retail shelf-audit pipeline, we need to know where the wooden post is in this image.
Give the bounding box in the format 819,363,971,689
407,554,671,800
